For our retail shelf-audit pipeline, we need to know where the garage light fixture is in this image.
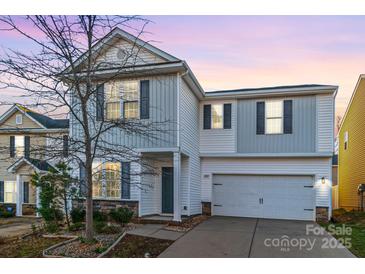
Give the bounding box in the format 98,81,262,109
321,177,326,185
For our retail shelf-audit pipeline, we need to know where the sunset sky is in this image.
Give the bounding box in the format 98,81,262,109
1,16,365,118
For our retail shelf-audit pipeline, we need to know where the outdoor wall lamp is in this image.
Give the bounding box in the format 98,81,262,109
321,177,326,184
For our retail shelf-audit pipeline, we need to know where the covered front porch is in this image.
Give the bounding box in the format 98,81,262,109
139,151,189,222
6,157,52,216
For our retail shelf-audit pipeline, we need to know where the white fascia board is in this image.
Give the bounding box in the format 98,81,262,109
200,152,333,158
204,86,338,100
0,104,47,130
0,128,68,134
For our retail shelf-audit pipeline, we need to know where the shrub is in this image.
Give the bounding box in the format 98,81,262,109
93,221,107,233
70,207,86,223
68,222,85,232
93,210,108,222
44,221,59,233
109,207,134,225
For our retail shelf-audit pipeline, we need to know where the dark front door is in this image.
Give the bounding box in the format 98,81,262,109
162,167,174,214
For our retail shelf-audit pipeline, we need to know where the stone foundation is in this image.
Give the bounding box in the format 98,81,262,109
316,206,329,222
22,204,37,216
73,199,139,217
202,202,211,216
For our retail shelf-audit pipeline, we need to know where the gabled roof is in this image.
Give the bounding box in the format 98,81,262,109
0,104,69,130
7,157,56,173
64,27,180,73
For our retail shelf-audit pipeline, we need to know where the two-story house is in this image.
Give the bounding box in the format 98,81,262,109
70,28,336,222
0,104,69,216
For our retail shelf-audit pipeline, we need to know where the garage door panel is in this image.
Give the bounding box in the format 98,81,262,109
212,175,314,221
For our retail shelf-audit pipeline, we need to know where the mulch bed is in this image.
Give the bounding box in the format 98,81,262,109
0,234,66,258
104,234,173,258
165,215,209,232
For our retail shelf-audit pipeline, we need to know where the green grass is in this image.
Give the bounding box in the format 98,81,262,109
321,209,365,257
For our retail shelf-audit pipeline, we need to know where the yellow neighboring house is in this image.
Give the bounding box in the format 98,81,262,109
338,75,365,210
0,104,68,216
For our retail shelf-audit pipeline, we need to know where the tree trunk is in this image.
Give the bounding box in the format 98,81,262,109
84,147,94,240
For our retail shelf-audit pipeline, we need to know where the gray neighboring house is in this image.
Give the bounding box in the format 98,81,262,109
71,28,337,222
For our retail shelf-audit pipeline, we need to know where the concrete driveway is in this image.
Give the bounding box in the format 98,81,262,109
159,216,355,258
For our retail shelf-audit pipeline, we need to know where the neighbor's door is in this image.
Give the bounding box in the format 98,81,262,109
162,167,174,214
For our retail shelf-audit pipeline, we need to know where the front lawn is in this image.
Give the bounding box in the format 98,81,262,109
321,209,365,257
0,234,66,258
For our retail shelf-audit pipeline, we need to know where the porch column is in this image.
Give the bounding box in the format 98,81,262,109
173,152,181,222
36,186,41,217
16,174,23,216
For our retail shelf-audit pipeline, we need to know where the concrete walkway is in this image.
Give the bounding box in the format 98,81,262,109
128,224,185,241
159,216,355,258
0,217,40,239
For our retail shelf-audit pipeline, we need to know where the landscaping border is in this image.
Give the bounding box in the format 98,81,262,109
97,232,127,258
42,236,79,258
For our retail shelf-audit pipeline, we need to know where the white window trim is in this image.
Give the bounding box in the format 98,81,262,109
4,181,16,203
265,99,284,135
14,135,25,157
15,114,23,125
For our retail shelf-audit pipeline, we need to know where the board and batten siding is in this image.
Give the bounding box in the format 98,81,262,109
237,96,316,153
316,94,334,153
199,100,237,153
179,78,201,215
70,75,178,150
201,157,331,208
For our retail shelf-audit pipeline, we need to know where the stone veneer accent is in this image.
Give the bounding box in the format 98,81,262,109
22,204,37,216
202,202,211,216
73,199,139,217
316,206,329,222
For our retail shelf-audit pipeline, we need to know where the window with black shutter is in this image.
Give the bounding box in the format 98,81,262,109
63,135,69,157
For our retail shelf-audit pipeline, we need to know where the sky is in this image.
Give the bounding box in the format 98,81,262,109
1,15,365,119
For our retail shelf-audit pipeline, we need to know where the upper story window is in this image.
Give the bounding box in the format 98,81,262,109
203,103,232,130
344,131,349,150
15,135,25,157
265,100,283,134
15,114,23,125
105,80,139,121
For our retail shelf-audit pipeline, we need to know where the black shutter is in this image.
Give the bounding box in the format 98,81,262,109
96,84,104,121
256,102,265,135
284,100,293,134
140,80,150,119
24,136,30,158
79,162,86,197
23,181,29,203
121,162,130,199
63,135,69,157
223,104,232,129
10,136,15,157
203,105,211,129
0,181,4,203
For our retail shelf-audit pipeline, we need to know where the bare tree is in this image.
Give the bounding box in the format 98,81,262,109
0,16,171,240
336,115,342,134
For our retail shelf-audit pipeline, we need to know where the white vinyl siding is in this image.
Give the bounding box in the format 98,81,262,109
201,157,331,208
199,100,236,153
316,94,334,153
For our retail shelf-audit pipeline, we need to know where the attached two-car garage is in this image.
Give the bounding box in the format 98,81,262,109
212,175,315,221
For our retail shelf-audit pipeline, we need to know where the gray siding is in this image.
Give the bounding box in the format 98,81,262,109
70,75,177,150
237,96,316,153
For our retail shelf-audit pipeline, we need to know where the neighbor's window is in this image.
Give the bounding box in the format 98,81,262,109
211,104,223,129
15,135,25,157
106,81,121,120
4,181,16,203
122,81,139,119
344,131,349,150
105,162,121,199
15,114,23,125
265,100,283,134
92,162,121,199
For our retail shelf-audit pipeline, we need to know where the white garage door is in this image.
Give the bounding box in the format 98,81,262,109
212,175,315,221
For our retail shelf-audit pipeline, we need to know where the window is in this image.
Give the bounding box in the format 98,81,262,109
344,131,349,150
92,162,103,198
4,181,16,203
15,114,22,125
211,104,223,129
15,136,25,157
105,163,121,199
105,80,139,120
106,81,121,120
92,162,121,199
265,100,283,134
122,81,139,119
